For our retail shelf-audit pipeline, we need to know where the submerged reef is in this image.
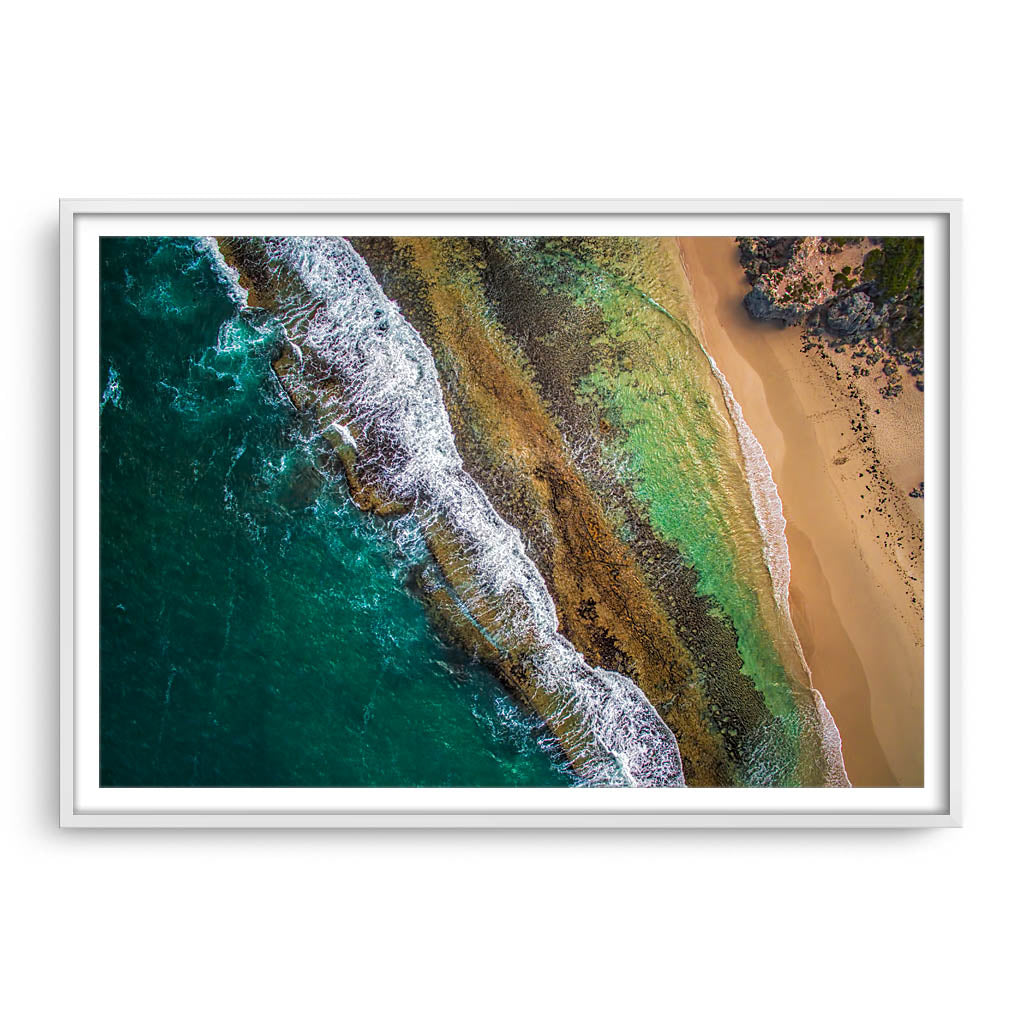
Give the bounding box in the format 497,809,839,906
218,235,848,787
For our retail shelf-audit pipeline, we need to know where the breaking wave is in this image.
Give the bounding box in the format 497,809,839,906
196,237,249,309
253,236,685,787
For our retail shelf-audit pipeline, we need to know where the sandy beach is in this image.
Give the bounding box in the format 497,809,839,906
678,237,924,787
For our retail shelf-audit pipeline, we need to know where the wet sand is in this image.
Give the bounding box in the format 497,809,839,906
678,237,924,787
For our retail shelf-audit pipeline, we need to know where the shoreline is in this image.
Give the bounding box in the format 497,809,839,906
678,237,923,786
217,234,874,787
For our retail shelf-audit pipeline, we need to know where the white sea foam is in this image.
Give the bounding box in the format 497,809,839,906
196,237,250,309
100,364,123,411
704,354,797,644
812,688,850,788
701,345,850,786
266,236,684,788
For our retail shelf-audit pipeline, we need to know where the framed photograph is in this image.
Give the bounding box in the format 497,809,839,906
60,200,959,827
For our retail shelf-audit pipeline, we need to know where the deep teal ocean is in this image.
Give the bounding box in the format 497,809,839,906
99,237,573,786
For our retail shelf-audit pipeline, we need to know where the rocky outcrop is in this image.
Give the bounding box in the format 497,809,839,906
824,291,881,336
737,235,924,387
743,284,807,326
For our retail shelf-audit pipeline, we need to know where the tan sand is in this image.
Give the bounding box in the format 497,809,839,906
678,237,924,787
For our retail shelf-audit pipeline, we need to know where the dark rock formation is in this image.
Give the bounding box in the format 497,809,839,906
736,236,924,393
743,285,806,326
825,291,881,336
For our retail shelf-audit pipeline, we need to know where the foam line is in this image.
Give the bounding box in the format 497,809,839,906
265,237,685,788
196,237,250,309
702,340,850,787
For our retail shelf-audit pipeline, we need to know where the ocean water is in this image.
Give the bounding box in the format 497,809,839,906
256,236,683,786
99,237,574,787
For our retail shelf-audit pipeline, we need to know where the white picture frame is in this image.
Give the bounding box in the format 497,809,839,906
60,199,960,827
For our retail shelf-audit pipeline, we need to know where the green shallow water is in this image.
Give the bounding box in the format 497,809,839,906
578,306,797,721
526,243,799,719
99,237,573,787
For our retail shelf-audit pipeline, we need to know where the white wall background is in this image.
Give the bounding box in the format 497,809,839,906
3,2,1019,1021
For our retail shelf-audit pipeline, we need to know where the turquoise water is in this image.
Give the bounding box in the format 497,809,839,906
99,237,573,787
